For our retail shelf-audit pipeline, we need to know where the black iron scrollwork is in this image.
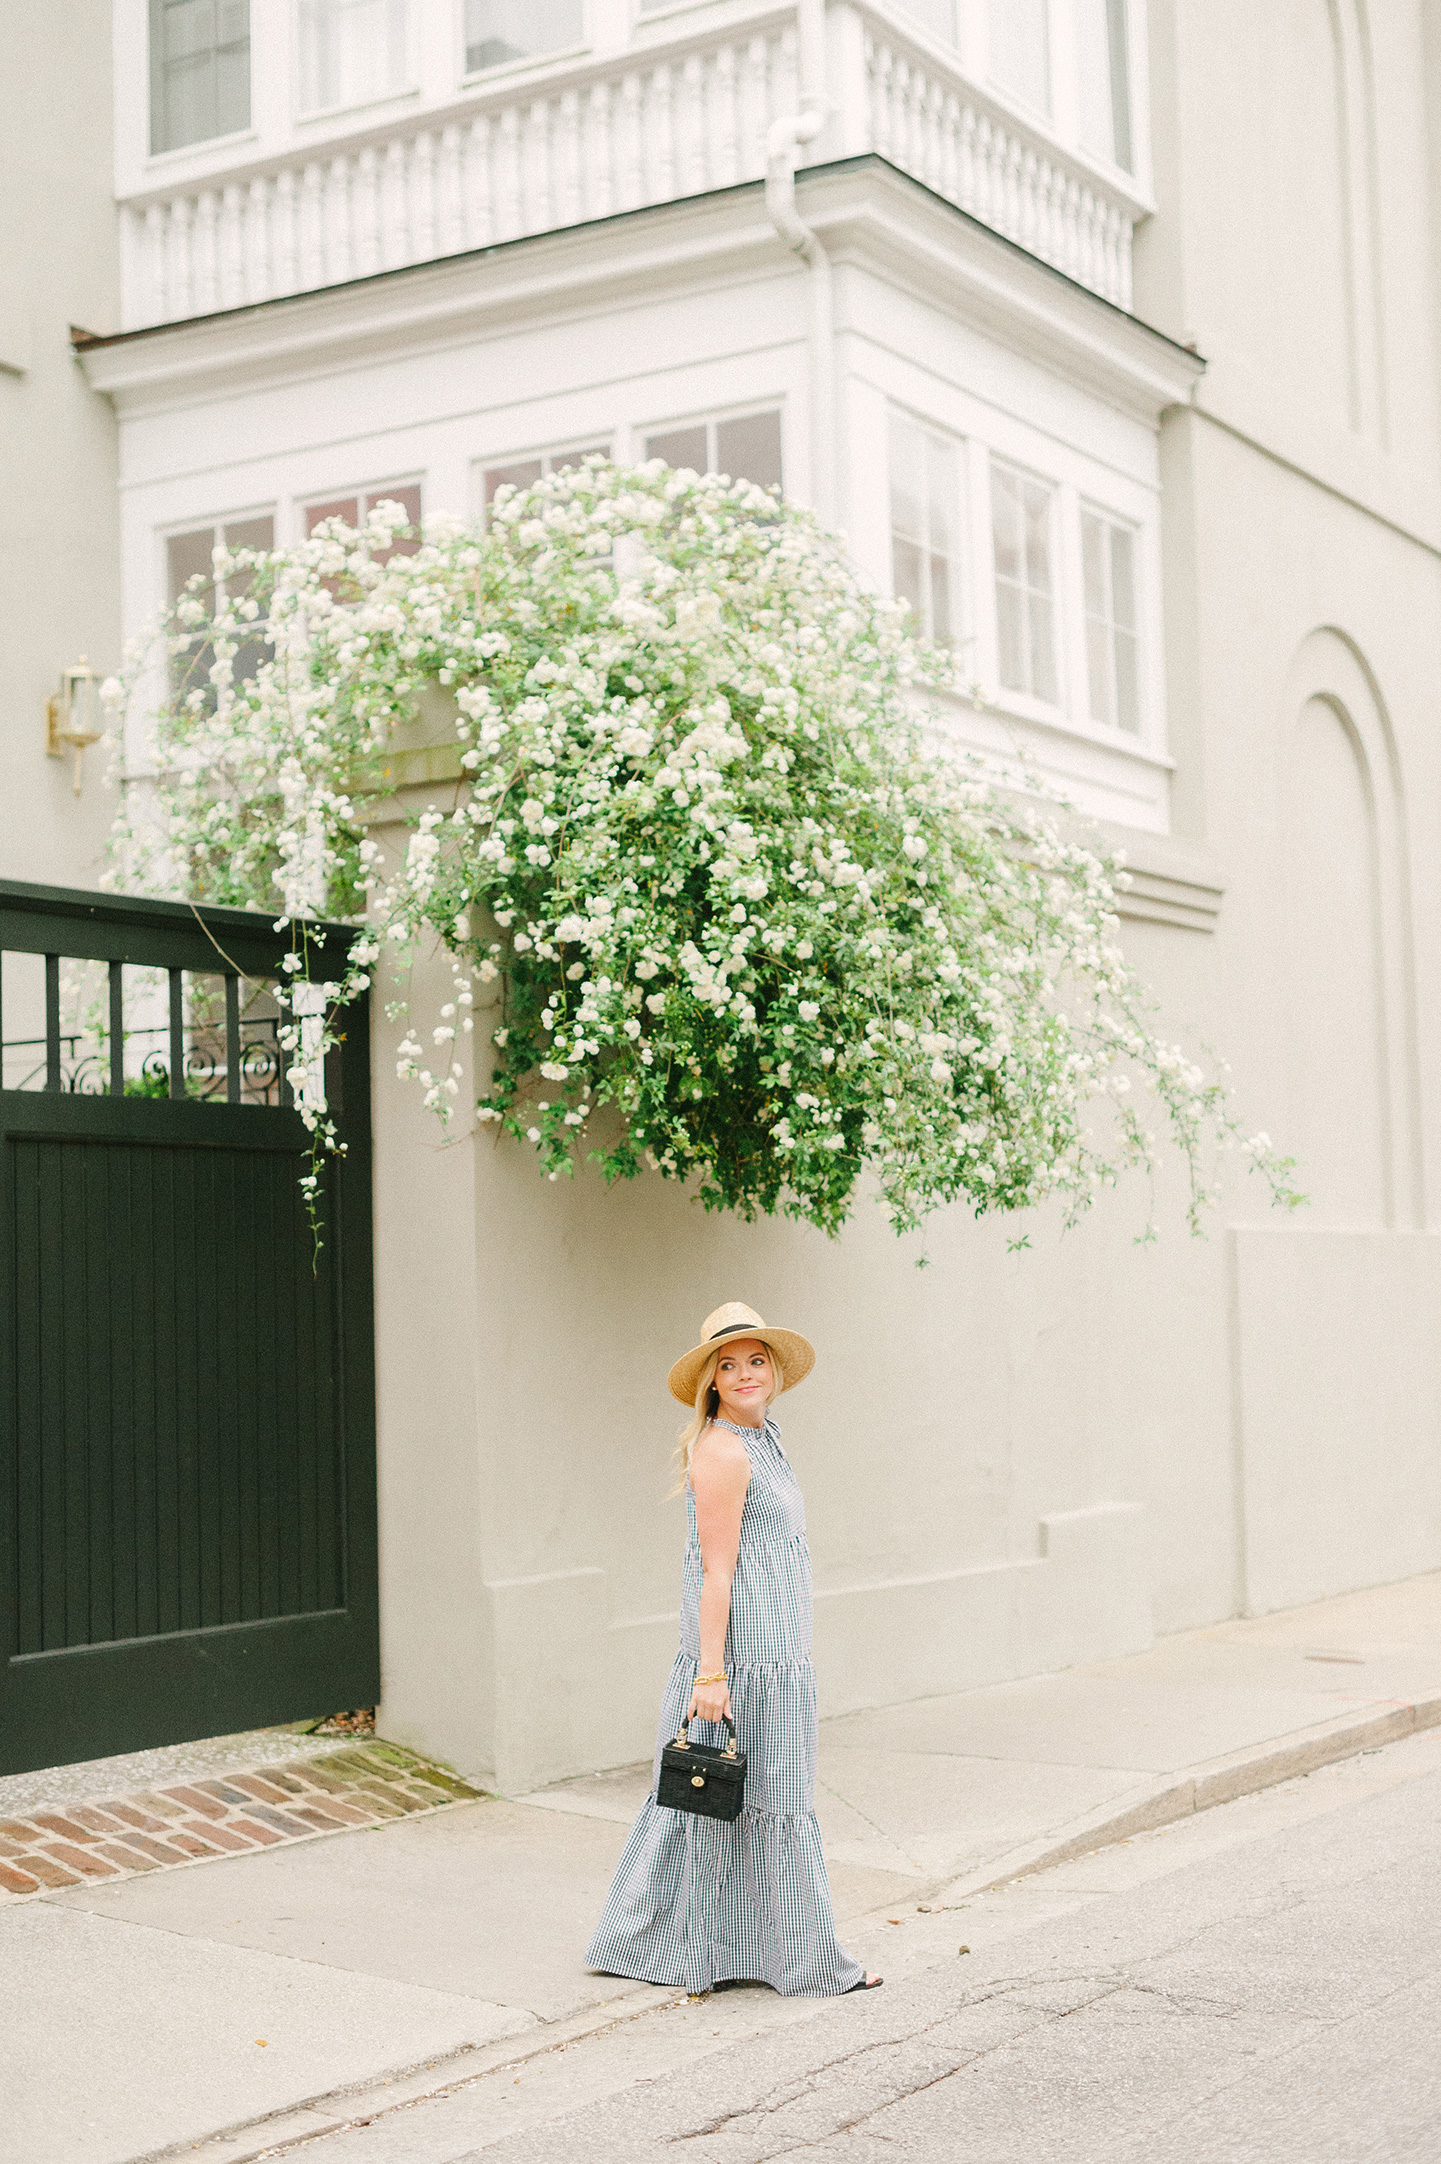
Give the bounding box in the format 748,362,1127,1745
3,1002,284,1105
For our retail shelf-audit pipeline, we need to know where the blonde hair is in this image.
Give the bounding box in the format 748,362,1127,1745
669,1340,786,1495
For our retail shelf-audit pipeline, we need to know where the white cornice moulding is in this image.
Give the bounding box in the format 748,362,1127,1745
806,165,1200,422
78,158,1203,425
79,191,787,410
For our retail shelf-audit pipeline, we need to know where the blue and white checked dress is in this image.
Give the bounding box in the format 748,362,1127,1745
585,1414,864,1996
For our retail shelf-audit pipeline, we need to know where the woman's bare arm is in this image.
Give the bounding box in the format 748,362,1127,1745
687,1425,750,1724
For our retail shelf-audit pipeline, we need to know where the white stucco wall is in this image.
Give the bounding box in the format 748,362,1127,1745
0,1,121,894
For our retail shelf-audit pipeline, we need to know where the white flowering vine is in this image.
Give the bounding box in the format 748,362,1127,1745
108,461,1299,1238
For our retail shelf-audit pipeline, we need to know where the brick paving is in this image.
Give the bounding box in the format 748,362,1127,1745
0,1743,484,1901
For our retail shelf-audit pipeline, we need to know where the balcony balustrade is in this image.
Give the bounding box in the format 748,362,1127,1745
861,17,1134,309
117,4,1143,331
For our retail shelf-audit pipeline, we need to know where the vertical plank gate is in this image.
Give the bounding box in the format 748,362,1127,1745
0,880,378,1776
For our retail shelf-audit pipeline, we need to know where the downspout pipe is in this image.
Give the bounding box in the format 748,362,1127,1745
766,0,835,528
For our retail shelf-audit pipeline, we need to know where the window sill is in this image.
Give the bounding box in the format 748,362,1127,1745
459,44,591,91
145,128,260,172
981,687,1175,772
295,87,422,127
920,684,1175,835
631,0,721,27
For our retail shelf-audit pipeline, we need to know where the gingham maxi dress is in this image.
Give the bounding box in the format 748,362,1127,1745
585,1414,864,1996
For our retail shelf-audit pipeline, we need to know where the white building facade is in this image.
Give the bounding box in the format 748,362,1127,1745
54,0,1441,1788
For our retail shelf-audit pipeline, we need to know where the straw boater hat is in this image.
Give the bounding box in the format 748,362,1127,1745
667,1302,816,1407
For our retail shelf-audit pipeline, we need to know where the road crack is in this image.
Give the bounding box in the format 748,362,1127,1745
664,1965,1247,2156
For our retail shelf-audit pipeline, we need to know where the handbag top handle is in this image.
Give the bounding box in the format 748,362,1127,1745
671,1713,738,1756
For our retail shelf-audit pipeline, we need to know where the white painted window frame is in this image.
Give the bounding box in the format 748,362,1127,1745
148,0,255,156
1077,496,1141,735
458,0,592,85
293,473,425,539
887,403,969,653
154,504,277,724
293,0,419,125
875,393,1166,782
470,438,616,520
636,400,787,491
159,504,278,600
985,450,1063,712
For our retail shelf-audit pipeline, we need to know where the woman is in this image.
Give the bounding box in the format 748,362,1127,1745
586,1301,881,1996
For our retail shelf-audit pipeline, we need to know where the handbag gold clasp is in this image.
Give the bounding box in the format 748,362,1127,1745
691,1774,705,1787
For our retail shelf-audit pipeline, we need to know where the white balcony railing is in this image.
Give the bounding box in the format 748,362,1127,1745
862,20,1134,310
117,7,1140,330
120,23,799,330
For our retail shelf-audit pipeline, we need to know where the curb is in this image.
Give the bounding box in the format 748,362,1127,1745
130,1984,688,2164
913,1687,1441,1912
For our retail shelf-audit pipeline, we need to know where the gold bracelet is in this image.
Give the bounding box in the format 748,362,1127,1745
694,1672,727,1686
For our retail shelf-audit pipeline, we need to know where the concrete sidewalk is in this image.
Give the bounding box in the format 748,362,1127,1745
5,1572,1440,2164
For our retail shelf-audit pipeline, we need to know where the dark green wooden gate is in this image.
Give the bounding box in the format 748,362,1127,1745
0,880,377,1775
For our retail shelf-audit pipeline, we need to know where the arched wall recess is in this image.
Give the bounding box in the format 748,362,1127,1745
1326,0,1389,443
1279,628,1422,1229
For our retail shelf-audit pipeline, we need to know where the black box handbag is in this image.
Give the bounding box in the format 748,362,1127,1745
657,1714,747,1823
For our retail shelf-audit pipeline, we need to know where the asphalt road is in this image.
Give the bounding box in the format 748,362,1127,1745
295,1725,1441,2164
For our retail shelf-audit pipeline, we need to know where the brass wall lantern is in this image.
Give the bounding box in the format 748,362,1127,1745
46,657,104,795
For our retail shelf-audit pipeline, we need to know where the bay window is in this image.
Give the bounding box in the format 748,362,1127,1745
1078,0,1133,170
165,513,274,703
988,0,1050,115
480,445,609,508
465,0,583,73
643,410,783,494
304,480,420,537
303,484,422,587
1081,506,1139,732
991,460,1058,705
889,412,960,644
885,405,1156,777
297,0,410,115
149,0,250,154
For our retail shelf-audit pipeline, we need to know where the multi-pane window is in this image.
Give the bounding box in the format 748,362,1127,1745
480,445,609,509
304,481,422,555
991,460,1058,704
1081,507,1139,732
298,0,410,115
889,411,959,644
643,410,783,493
465,0,583,74
304,485,420,602
166,514,274,705
989,0,1050,114
149,0,250,154
1078,0,1133,171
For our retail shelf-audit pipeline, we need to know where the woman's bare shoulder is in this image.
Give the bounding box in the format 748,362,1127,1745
689,1423,752,1490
